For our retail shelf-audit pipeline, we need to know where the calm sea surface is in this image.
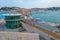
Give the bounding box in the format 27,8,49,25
0,11,11,19
31,11,60,24
0,11,60,24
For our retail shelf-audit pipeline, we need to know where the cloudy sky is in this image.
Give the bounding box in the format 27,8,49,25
0,0,60,8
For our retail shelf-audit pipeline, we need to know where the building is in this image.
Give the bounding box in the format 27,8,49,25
18,8,29,14
4,14,22,29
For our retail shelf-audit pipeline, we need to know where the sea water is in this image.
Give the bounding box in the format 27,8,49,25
0,11,59,31
0,11,11,19
32,11,60,24
0,11,60,24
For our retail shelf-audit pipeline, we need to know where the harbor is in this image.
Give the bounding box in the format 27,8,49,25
0,0,60,40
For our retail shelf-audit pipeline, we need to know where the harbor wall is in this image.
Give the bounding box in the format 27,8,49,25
22,22,50,40
22,22,59,40
0,32,39,40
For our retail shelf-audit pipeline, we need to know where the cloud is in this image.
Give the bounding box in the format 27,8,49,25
0,0,60,8
14,0,24,4
20,0,53,8
25,0,60,8
39,0,60,7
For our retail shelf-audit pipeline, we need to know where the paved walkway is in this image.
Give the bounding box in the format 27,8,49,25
0,32,39,40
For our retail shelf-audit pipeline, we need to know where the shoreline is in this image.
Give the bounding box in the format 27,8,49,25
45,22,60,27
0,18,59,27
33,18,60,27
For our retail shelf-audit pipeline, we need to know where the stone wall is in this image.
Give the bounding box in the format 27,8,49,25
0,32,39,40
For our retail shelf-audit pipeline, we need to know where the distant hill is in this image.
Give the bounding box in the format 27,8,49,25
30,7,60,11
0,7,30,14
0,7,60,12
48,7,60,10
0,7,20,11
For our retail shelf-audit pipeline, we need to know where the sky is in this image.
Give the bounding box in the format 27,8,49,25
0,0,60,8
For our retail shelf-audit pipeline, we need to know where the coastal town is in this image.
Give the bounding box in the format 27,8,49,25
0,6,60,40
0,0,60,40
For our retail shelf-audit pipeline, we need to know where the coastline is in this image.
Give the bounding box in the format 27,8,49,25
25,18,60,27
0,11,60,27
45,22,60,27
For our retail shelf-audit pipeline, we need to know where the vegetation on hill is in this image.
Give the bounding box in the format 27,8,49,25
0,7,20,11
